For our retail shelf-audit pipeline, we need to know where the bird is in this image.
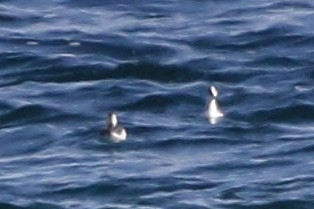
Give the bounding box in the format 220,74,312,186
106,112,127,142
207,85,224,124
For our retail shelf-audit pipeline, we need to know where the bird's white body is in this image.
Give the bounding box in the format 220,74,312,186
109,128,127,142
208,99,224,118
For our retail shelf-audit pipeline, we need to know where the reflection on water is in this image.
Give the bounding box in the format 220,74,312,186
208,115,223,125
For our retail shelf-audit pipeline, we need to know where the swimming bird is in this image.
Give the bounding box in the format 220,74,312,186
208,85,224,124
107,113,127,142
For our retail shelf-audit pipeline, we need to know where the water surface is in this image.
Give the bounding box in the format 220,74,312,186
0,0,314,208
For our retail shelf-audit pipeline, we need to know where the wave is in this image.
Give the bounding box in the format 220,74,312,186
0,202,65,209
0,0,314,208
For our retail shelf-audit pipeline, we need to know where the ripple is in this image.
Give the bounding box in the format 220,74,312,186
0,0,314,208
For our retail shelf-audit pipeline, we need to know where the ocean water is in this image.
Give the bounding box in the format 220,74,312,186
1,0,314,208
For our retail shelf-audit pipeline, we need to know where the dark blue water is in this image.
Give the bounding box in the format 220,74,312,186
1,0,314,208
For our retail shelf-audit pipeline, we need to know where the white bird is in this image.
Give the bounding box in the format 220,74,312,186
107,113,127,142
208,85,224,124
